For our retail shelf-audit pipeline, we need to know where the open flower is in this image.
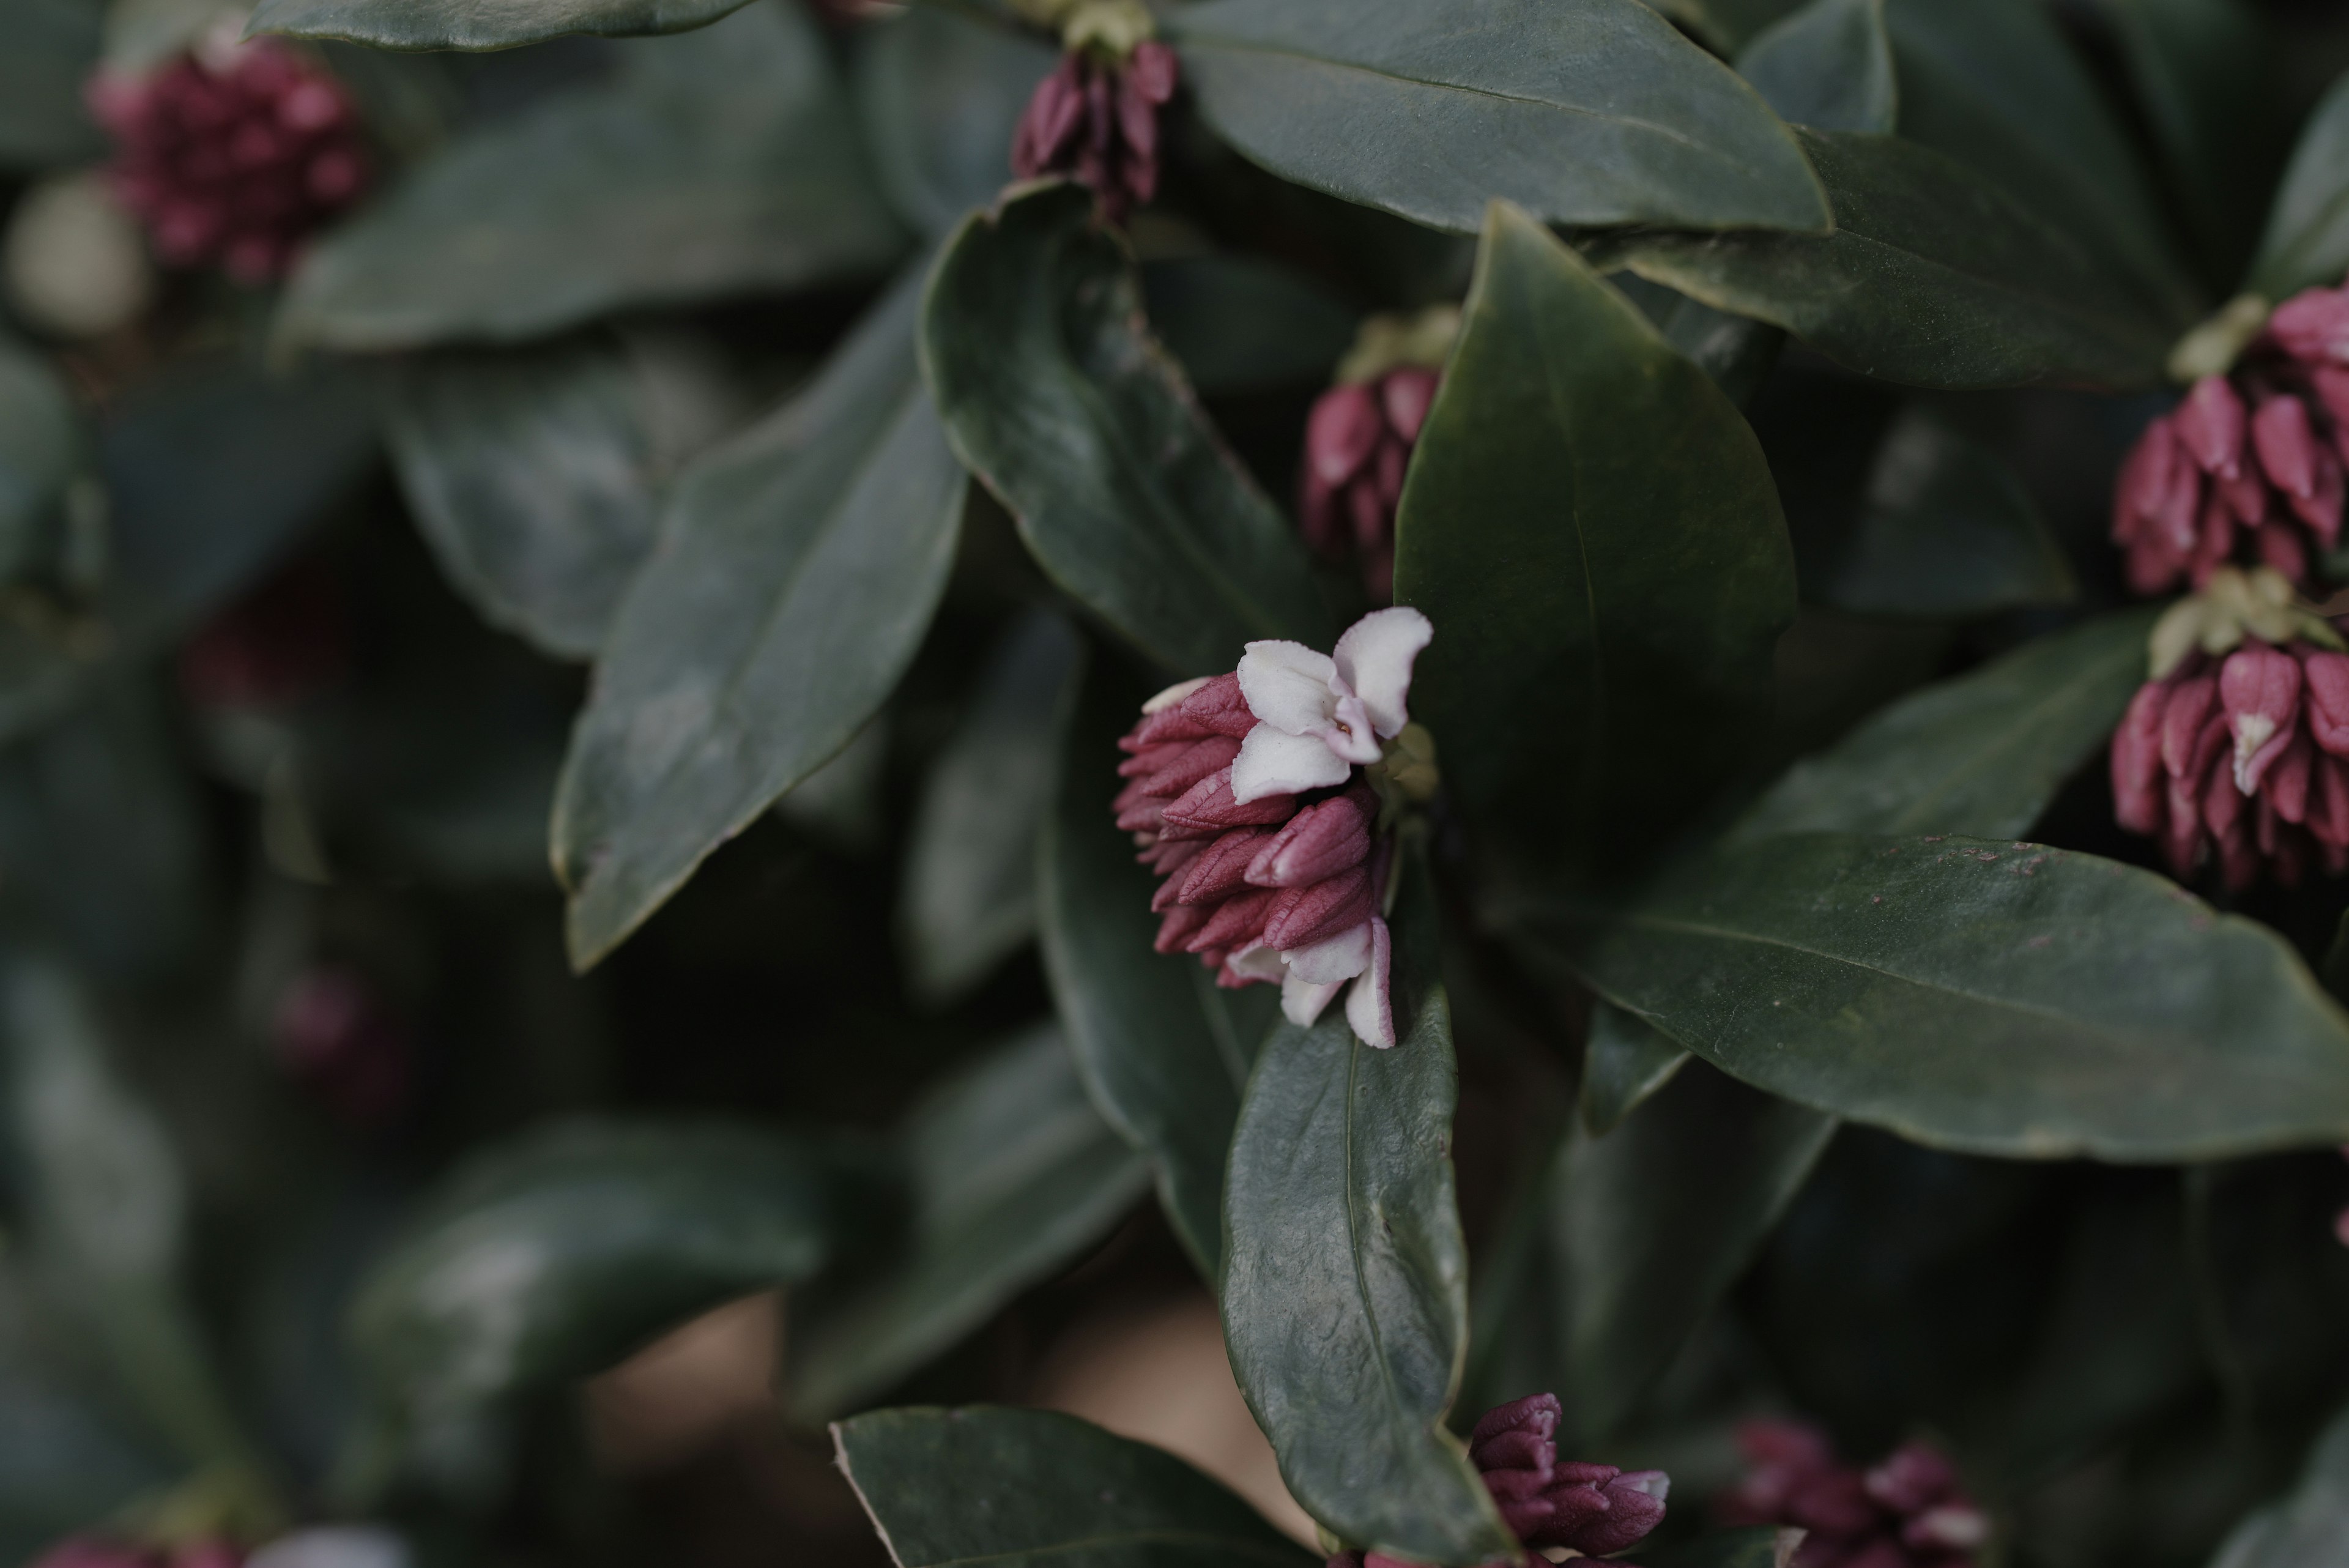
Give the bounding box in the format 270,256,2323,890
1233,607,1435,801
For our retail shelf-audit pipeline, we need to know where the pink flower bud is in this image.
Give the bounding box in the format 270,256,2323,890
2303,649,2349,756
1259,864,1373,951
1184,885,1278,954
2160,675,2222,781
1245,785,1373,887
1863,1443,1956,1514
2176,376,2247,479
1126,40,1178,105
2269,285,2349,366
1381,367,1440,444
2111,682,2167,835
272,966,408,1126
2254,394,2321,499
1159,767,1297,838
2222,643,2303,793
1306,384,1384,488
1173,827,1275,907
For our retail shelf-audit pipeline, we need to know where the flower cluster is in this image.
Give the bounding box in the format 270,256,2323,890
1114,608,1432,1048
1300,307,1460,602
34,1539,240,1568
1009,0,1176,224
1326,1394,1667,1568
87,34,368,284
2112,279,2349,595
1720,1421,1987,1568
2110,567,2349,889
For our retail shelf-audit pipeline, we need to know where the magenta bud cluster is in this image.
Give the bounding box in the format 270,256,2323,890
272,965,410,1128
2112,281,2349,595
87,40,369,284
1720,1421,1988,1568
32,1539,240,1568
1010,40,1177,224
2111,638,2349,889
1299,368,1438,603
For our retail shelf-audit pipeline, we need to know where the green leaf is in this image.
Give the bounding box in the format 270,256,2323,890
1882,0,2200,327
552,265,964,969
1578,1000,1690,1137
247,0,746,49
2205,1399,2349,1567
387,335,741,660
854,1,1055,237
0,334,81,587
276,4,904,351
1739,0,1896,135
0,0,103,169
1483,1061,1834,1443
1617,278,1785,409
1038,647,1282,1280
1647,0,1805,53
354,1119,862,1413
1167,0,1830,239
834,1405,1316,1568
1584,128,2178,390
785,1025,1151,1419
2249,74,2349,303
1143,255,1362,396
1523,831,2349,1161
1733,608,2158,842
1794,405,2074,618
924,184,1331,677
1642,1527,1808,1568
1395,203,1794,880
901,610,1082,1006
1220,855,1513,1565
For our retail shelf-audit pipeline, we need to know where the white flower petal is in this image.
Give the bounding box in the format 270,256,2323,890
1282,970,1345,1027
1332,607,1433,738
1323,693,1384,764
1238,640,1339,735
1344,916,1395,1048
1232,723,1351,803
1225,943,1287,982
1284,920,1374,984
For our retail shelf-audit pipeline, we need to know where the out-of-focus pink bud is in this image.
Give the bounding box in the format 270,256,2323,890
2255,394,2321,499
1863,1443,1957,1514
2110,684,2166,834
2177,376,2247,478
29,1539,158,1568
1126,40,1178,104
1307,383,1384,488
2269,285,2349,365
2301,649,2349,756
1466,1391,1559,1496
272,965,409,1127
1381,367,1439,444
2222,643,2303,793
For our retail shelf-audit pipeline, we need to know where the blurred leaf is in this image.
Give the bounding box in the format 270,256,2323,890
1795,406,2074,617
785,1025,1150,1419
1732,608,2157,842
1143,255,1361,396
854,1,1054,237
924,184,1331,677
248,0,748,50
0,0,103,168
1739,0,1896,135
2192,1153,2349,1433
1642,1526,1807,1568
900,610,1081,1005
2206,1399,2349,1568
553,265,963,969
1882,0,2200,327
278,4,904,351
1220,855,1513,1565
1521,831,2349,1161
0,333,82,586
835,1405,1316,1568
1647,0,1804,52
1396,203,1793,882
1166,0,1830,237
2249,75,2349,304
1616,277,1784,408
1038,647,1282,1280
387,335,740,660
0,1280,172,1562
1585,129,2176,390
1579,1000,1689,1137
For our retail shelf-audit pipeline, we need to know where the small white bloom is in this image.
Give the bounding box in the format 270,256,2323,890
1230,607,1433,804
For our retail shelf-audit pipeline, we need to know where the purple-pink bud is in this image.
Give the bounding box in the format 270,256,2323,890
2222,643,2303,793
1307,384,1384,488
1245,785,1373,888
2254,393,2322,500
1863,1443,1957,1514
2301,649,2349,756
1381,368,1439,445
1545,1470,1668,1558
2176,376,2247,479
1174,827,1275,907
1259,865,1373,951
1159,768,1297,838
2111,682,2167,835
2269,285,2349,366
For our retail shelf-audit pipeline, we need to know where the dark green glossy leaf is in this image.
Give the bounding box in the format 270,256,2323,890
387,335,741,660
1734,607,2157,842
1039,647,1281,1280
1643,1528,1806,1568
248,0,745,49
1167,0,1829,238
1615,275,1784,408
1143,255,1360,396
1882,0,2200,327
1585,129,2176,390
923,183,1331,677
835,1406,1315,1568
855,2,1053,237
1524,831,2349,1161
902,610,1082,1006
2250,75,2349,303
785,1025,1150,1419
1579,1000,1688,1136
1221,857,1513,1564
1795,406,2074,618
2205,1400,2349,1567
278,4,904,350
553,267,964,968
1396,203,1793,879
1739,0,1896,135
0,0,103,168
0,333,81,585
1649,0,1804,53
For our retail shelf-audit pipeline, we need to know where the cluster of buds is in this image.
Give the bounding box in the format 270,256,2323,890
1009,0,1177,224
272,966,410,1128
2112,278,2349,595
2110,566,2349,889
1327,1394,1667,1567
87,31,368,284
1301,307,1460,602
1114,608,1435,1049
1720,1421,1988,1568
34,1540,240,1568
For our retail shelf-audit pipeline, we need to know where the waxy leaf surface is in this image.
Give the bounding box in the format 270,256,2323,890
1143,256,1360,396
1579,1000,1690,1136
855,1,1055,237
247,0,746,50
2250,74,2349,303
924,184,1330,676
1738,0,1896,135
1168,0,1828,238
